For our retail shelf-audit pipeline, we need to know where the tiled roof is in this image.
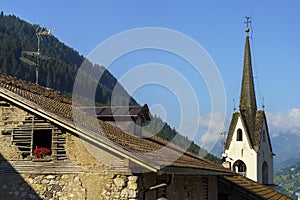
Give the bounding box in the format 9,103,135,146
239,35,257,137
221,176,292,200
0,73,231,174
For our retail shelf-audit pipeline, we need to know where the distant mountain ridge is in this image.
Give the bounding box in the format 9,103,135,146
0,12,220,163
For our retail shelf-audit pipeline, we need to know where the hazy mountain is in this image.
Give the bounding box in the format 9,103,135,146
272,133,300,171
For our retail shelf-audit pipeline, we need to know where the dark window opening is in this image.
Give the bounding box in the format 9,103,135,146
233,160,247,176
237,129,243,141
32,130,52,155
262,161,268,184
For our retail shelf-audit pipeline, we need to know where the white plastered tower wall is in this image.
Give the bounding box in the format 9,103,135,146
223,116,258,182
257,117,274,184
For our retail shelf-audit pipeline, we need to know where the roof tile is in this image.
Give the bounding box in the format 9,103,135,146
223,176,292,200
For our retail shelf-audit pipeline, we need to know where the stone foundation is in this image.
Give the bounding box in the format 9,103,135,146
101,175,139,200
29,174,86,200
0,173,139,200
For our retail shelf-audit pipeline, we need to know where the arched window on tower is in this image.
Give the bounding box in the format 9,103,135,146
237,129,243,141
262,161,269,184
233,160,247,176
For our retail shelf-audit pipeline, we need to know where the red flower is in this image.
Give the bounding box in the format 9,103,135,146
34,147,51,158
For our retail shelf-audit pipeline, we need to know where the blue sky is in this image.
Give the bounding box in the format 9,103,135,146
2,1,300,150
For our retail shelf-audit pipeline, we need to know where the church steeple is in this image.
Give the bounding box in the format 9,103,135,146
223,17,274,185
239,35,257,112
239,19,257,135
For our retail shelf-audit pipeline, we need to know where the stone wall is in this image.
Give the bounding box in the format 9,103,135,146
0,174,86,200
64,132,139,199
0,170,140,200
101,175,139,200
0,128,140,200
64,132,108,169
0,99,31,133
0,131,21,160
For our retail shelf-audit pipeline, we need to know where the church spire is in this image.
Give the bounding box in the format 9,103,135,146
223,17,274,184
239,33,257,112
239,17,257,133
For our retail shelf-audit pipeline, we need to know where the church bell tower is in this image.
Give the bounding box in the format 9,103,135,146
222,17,274,185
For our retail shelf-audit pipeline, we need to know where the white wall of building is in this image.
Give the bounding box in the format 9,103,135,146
257,118,274,184
223,116,258,182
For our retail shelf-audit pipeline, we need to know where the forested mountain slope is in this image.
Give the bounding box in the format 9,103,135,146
0,12,136,106
275,161,300,200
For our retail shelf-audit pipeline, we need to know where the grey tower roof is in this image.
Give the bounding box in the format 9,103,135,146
239,35,257,138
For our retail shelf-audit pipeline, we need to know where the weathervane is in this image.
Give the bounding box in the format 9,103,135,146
244,16,251,35
20,26,54,84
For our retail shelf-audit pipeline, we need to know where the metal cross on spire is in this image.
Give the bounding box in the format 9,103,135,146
244,16,251,35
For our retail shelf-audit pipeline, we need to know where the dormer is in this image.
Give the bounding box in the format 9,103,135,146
80,104,151,136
